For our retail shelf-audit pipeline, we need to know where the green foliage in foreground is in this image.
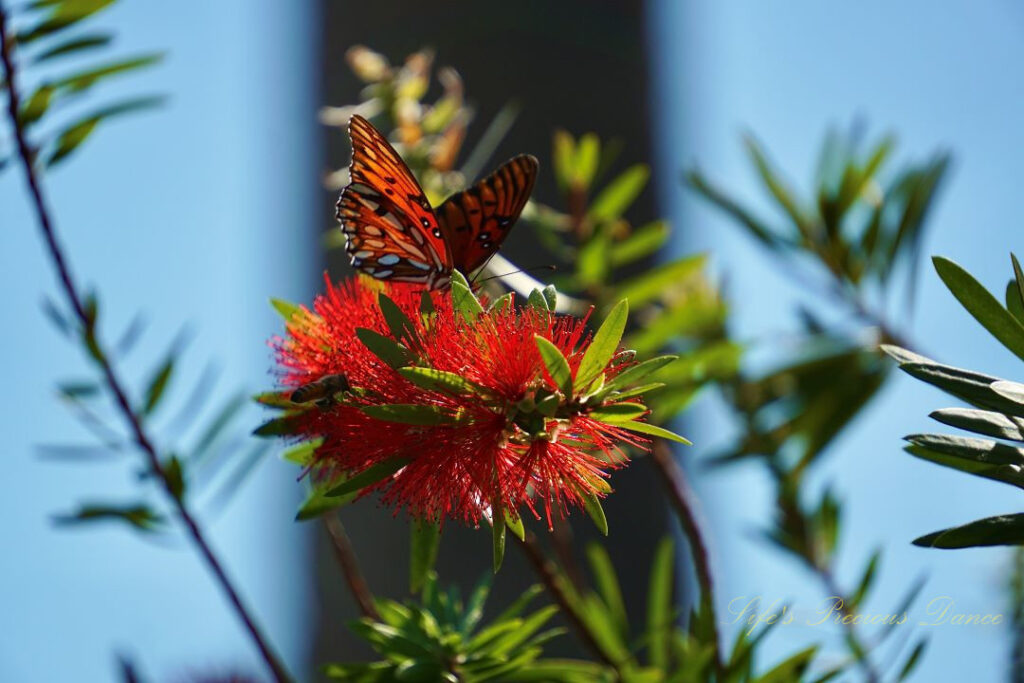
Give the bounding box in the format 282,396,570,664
889,254,1024,548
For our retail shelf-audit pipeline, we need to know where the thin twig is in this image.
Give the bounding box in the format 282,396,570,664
649,439,725,678
0,9,291,682
324,513,379,620
517,532,622,675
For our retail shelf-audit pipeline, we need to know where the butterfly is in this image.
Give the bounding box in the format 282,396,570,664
336,114,538,290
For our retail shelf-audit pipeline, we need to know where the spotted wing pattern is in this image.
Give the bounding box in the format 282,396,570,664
335,115,452,288
436,154,539,274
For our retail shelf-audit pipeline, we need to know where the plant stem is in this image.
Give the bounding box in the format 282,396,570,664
649,439,725,678
517,532,623,675
324,514,379,620
0,10,291,682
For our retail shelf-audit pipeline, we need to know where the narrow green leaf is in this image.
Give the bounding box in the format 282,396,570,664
33,34,112,63
931,408,1024,442
589,164,649,222
604,355,678,391
897,640,928,682
589,402,647,423
687,168,779,247
493,508,506,572
162,455,185,500
17,0,117,44
576,299,628,389
399,367,479,396
326,458,410,497
252,415,304,438
1012,253,1024,318
646,538,674,670
361,403,465,425
143,356,174,415
19,84,55,126
552,129,575,192
615,254,706,306
535,336,573,396
992,380,1024,405
582,493,608,536
296,486,355,521
410,519,441,593
914,514,1024,549
505,510,526,542
934,256,1024,361
54,54,163,93
270,297,300,321
378,293,416,343
585,544,627,640
281,440,319,466
355,327,412,368
54,502,163,532
609,220,669,267
48,96,165,167
573,132,600,188
618,420,691,444
1006,281,1024,324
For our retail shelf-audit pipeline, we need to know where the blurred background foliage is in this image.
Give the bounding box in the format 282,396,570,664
4,1,1024,682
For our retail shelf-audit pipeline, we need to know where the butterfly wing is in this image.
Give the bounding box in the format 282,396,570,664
336,115,453,287
436,154,538,274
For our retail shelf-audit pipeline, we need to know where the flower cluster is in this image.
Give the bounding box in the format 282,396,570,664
264,273,684,532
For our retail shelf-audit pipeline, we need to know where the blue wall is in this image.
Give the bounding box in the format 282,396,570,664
649,1,1024,680
0,2,318,680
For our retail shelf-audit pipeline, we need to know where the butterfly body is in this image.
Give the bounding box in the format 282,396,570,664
336,114,537,290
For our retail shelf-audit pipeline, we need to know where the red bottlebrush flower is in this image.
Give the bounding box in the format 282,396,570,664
270,274,677,529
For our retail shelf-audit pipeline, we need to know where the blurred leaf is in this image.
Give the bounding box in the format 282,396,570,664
589,164,649,222
615,254,706,306
504,509,526,542
914,513,1024,549
848,549,880,609
744,134,809,237
281,440,319,466
933,256,1024,361
54,54,163,93
577,299,628,388
162,454,185,500
410,519,441,593
492,505,506,572
48,96,165,166
573,133,600,188
609,220,669,268
589,402,647,422
535,336,573,396
604,355,678,392
270,297,300,321
755,646,817,683
585,544,626,638
552,129,575,192
142,355,174,415
326,458,410,498
646,538,673,670
17,0,117,44
897,640,928,682
54,502,163,532
18,83,55,126
33,33,111,63
252,414,304,438
687,168,779,247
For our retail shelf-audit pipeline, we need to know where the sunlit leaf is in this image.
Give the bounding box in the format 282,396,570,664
933,256,1024,361
576,300,628,389
914,514,1024,549
535,336,572,396
589,164,649,222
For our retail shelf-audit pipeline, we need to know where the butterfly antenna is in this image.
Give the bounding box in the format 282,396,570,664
475,264,557,284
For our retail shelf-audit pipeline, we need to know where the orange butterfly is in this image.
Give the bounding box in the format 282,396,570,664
336,114,538,290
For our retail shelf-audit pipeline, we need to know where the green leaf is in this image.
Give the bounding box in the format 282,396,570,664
296,486,354,521
48,96,165,166
143,356,174,415
897,640,928,682
326,458,410,497
54,54,163,93
19,84,55,126
54,502,163,532
582,492,608,536
281,440,319,466
162,455,185,500
933,256,1024,361
755,646,818,683
399,367,480,396
252,415,304,438
646,538,674,670
552,129,575,192
410,520,441,593
573,132,600,188
914,514,1024,549
848,549,880,609
527,288,551,312
585,544,627,638
33,34,112,63
541,285,558,311
609,220,669,267
589,164,649,222
355,328,413,368
1006,281,1024,325
604,355,678,391
535,336,573,396
904,434,1024,489
378,293,416,343
589,402,647,423
744,134,809,236
576,299,628,389
17,0,117,44
617,420,691,444
361,404,465,425
451,270,483,321
270,297,301,321
931,408,1024,442
505,510,526,542
615,254,706,306
687,168,779,247
1012,253,1024,318
489,292,514,314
